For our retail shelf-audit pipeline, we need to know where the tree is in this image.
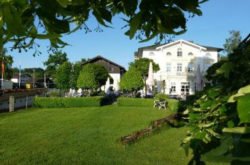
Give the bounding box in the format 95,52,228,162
130,58,160,78
129,58,160,95
69,62,82,89
0,0,206,56
44,50,68,78
223,30,242,54
77,64,109,90
182,34,250,164
94,64,110,87
120,67,144,96
55,61,71,89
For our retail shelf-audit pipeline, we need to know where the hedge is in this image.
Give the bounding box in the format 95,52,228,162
117,97,154,107
117,97,179,111
33,96,103,108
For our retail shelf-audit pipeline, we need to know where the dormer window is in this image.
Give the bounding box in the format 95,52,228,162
188,52,193,56
166,52,171,56
177,48,182,57
206,53,211,57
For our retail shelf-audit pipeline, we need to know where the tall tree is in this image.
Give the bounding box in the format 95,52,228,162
120,67,144,96
77,64,109,90
69,62,82,89
129,58,160,78
55,61,71,89
129,58,159,95
182,34,250,164
44,50,68,78
0,0,206,56
223,30,242,55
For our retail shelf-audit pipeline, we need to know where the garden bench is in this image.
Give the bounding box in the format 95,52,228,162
154,99,167,110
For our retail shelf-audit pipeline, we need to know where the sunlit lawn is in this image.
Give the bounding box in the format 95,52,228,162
0,105,224,165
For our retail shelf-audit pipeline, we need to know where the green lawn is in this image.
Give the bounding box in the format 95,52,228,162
0,105,189,164
0,105,223,165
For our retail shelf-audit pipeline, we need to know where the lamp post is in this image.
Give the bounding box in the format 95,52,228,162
1,55,3,89
18,65,21,88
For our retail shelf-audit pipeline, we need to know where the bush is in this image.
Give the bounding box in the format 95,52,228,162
33,96,103,108
47,90,61,97
154,93,169,101
117,97,153,107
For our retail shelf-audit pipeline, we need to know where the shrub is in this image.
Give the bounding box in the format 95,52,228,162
47,90,61,97
154,93,169,101
117,97,153,107
33,96,103,108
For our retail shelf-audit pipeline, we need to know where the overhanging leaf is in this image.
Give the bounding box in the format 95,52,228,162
228,84,250,102
216,62,233,78
237,94,250,124
223,127,250,134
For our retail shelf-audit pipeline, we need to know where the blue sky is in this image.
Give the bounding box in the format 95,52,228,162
10,0,250,69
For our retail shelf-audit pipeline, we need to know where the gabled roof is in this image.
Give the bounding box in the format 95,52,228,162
134,39,223,58
200,45,223,51
155,39,207,50
82,55,126,71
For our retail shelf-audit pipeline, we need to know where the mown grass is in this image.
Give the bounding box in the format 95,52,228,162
0,105,224,165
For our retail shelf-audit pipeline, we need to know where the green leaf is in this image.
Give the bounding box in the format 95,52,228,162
216,62,233,78
98,8,112,23
56,0,70,8
223,127,250,134
237,94,250,124
228,84,250,102
128,12,142,39
2,3,25,35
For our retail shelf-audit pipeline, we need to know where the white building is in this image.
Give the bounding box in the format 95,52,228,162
82,56,126,93
134,40,222,97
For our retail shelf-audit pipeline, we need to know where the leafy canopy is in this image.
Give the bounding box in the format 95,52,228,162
182,34,250,164
77,63,109,89
55,61,71,89
0,0,207,52
223,30,242,55
44,50,68,78
129,58,160,78
120,67,144,92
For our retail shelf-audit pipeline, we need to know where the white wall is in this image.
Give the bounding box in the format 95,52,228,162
140,40,219,96
102,73,121,93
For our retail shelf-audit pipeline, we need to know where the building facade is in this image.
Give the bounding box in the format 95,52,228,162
82,56,126,93
135,40,222,97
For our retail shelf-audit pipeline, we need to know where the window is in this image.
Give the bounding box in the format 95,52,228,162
187,63,194,72
149,52,155,56
170,82,176,94
166,52,171,56
177,63,182,72
188,52,193,56
181,82,190,95
110,78,114,84
166,63,171,72
177,48,182,57
206,53,211,57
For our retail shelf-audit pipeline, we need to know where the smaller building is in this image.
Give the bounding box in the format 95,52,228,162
0,79,13,89
11,73,32,88
82,56,126,93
